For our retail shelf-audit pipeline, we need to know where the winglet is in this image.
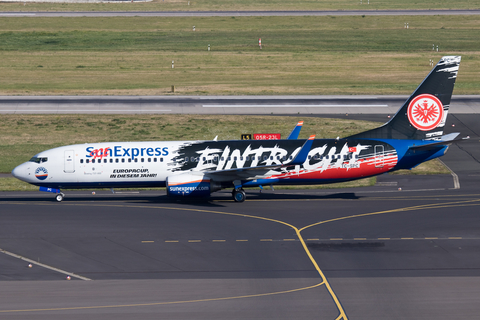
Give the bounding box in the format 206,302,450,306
289,135,315,165
287,121,304,140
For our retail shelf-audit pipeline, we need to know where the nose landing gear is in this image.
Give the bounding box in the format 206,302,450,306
55,192,65,202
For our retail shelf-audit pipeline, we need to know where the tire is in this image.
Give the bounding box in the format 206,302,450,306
55,193,64,202
233,189,246,202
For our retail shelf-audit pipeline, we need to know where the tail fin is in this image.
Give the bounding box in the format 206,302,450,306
348,56,461,140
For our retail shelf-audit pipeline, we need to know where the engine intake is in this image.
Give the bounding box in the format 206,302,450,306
166,173,220,197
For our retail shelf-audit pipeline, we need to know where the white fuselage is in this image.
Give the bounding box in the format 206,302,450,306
12,141,189,189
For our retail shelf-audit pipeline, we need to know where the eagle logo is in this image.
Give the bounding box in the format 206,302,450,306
407,94,444,131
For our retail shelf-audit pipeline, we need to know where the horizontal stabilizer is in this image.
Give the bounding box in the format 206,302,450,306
409,133,467,150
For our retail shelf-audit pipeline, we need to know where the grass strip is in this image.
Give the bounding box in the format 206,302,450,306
0,0,479,12
0,16,478,95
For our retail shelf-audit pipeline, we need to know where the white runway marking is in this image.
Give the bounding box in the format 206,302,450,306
0,248,92,281
202,104,389,108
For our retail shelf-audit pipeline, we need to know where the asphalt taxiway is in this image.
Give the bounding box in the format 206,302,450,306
1,183,480,319
0,113,479,319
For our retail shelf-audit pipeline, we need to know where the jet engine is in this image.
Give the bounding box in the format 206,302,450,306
166,173,221,197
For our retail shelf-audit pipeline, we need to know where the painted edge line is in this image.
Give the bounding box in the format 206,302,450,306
438,158,460,189
0,248,91,281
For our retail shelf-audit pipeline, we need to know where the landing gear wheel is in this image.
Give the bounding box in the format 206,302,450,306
55,193,64,202
232,189,246,203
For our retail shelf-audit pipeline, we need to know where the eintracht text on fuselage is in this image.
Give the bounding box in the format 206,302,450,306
12,56,464,202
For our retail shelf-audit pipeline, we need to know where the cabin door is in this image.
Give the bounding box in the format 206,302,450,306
64,150,75,173
374,145,384,168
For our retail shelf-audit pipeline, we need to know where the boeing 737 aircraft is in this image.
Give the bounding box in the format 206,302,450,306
12,56,463,202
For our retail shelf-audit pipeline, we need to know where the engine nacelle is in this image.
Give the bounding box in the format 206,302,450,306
166,173,221,197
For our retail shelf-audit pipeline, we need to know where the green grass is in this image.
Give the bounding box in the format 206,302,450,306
0,0,479,12
0,15,478,95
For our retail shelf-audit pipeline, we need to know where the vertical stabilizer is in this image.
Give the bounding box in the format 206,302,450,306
348,56,461,140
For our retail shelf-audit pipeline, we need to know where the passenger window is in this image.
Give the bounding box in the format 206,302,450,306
122,158,125,163
221,157,224,161
263,156,267,161
234,157,237,161
160,158,163,162
148,158,151,162
128,158,132,163
80,159,84,164
110,159,113,163
104,159,107,163
86,159,90,163
141,158,144,163
134,158,138,163
116,158,119,163
308,155,311,160
92,159,96,163
246,156,249,161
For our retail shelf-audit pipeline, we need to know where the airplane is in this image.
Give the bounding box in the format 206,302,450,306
12,56,464,203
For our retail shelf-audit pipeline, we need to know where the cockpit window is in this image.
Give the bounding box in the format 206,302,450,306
29,157,48,163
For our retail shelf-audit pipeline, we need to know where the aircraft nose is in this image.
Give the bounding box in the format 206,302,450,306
11,163,27,181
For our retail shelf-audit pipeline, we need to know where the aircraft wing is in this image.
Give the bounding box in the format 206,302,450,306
204,135,315,181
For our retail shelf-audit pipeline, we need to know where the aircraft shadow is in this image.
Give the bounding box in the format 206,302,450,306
0,191,362,206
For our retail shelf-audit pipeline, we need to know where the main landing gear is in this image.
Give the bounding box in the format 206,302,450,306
55,192,65,202
232,188,246,202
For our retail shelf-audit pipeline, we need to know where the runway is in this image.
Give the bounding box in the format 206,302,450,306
1,95,480,114
1,112,480,319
